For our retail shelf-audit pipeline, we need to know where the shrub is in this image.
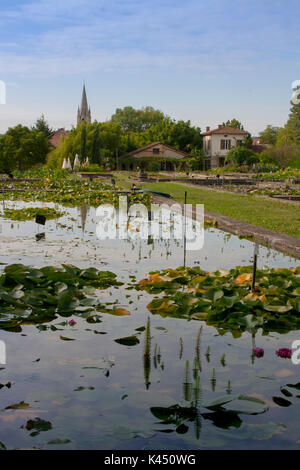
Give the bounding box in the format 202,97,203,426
225,147,259,166
75,165,105,173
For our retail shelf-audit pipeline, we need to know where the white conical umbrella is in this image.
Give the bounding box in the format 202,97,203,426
67,157,72,169
62,158,68,169
85,157,89,165
74,154,80,168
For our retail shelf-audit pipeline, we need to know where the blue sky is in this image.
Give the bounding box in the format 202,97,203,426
0,0,299,134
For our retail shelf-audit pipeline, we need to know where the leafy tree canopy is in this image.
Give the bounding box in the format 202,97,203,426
32,114,54,139
259,125,281,145
0,125,50,171
222,119,244,130
111,106,167,133
283,99,300,146
47,121,123,169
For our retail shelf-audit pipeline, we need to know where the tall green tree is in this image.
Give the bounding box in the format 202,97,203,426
141,118,202,154
80,122,87,159
111,106,166,133
90,125,101,164
259,125,281,145
0,125,50,171
32,114,54,139
284,99,300,145
47,121,123,169
222,119,244,130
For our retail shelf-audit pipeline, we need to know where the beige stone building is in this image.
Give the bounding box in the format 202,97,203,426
119,142,191,170
202,125,250,168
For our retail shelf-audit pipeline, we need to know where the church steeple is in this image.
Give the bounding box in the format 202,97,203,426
77,84,91,126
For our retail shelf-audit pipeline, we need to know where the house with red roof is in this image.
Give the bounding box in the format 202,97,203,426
49,128,69,148
201,125,250,168
118,142,192,171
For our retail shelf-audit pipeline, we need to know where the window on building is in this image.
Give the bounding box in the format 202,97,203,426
152,148,160,154
220,139,231,150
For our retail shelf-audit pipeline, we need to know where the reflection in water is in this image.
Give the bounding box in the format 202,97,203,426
143,318,151,390
0,200,299,449
153,344,161,370
151,330,205,439
149,328,277,439
183,361,192,402
195,326,202,372
79,205,89,235
179,337,183,360
211,368,216,392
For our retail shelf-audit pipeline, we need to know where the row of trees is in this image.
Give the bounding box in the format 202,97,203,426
48,106,204,169
0,109,203,171
2,96,299,172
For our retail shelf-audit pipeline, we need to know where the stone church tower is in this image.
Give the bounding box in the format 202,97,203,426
77,85,91,126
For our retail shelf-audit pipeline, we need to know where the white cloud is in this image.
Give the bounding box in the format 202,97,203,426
1,0,298,78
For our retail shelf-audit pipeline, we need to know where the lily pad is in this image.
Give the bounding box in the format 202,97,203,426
203,395,268,415
114,336,140,346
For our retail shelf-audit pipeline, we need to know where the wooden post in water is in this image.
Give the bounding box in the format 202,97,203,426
183,191,187,267
251,243,259,292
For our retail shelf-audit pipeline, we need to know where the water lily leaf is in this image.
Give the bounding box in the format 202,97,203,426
176,423,189,434
202,411,242,430
114,336,140,346
25,418,52,436
47,439,71,445
222,396,268,415
280,387,293,398
202,394,241,410
135,326,145,332
286,382,300,390
57,291,79,313
5,401,30,410
203,395,268,415
190,312,208,320
115,336,140,346
151,404,195,424
203,288,224,302
108,307,131,316
59,336,75,341
291,288,300,297
264,305,293,313
147,299,176,313
86,315,102,323
272,396,292,407
235,273,252,285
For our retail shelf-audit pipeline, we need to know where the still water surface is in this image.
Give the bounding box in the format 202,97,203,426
0,201,299,449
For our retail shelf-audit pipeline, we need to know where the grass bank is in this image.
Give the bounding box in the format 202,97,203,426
142,182,300,238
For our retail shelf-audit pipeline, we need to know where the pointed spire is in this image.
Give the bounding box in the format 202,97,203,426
77,84,91,126
81,85,88,113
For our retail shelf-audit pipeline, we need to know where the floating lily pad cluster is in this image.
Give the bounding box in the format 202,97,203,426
0,169,151,207
0,264,122,331
151,395,268,434
2,207,64,221
137,266,300,334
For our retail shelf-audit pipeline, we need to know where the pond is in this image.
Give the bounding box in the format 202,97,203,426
0,200,299,450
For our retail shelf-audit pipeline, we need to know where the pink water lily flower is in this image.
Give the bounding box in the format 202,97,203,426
253,348,264,358
68,319,76,326
276,348,292,359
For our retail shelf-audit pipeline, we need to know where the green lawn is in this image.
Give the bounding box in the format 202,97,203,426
142,182,300,238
